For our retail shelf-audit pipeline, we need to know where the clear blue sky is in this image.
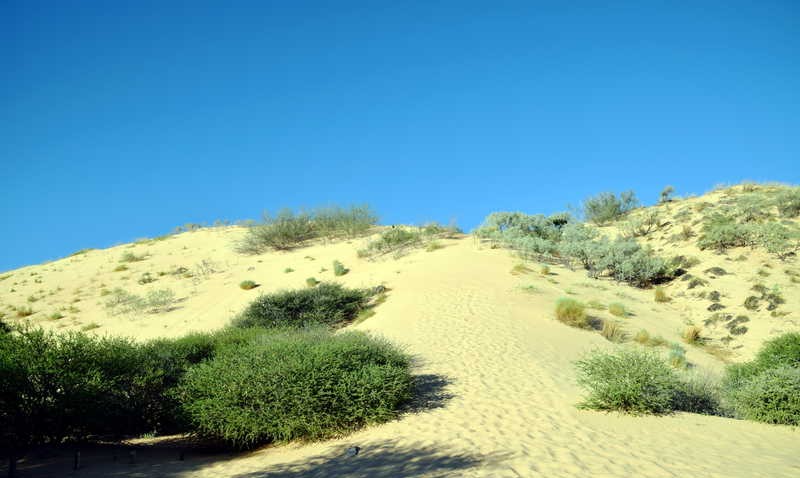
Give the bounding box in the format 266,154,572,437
2,1,798,272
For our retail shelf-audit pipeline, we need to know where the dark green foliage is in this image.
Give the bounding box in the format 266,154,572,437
583,191,639,225
721,333,800,425
724,366,800,425
232,283,370,329
237,205,378,253
239,280,258,290
332,260,349,276
744,296,760,311
575,348,679,414
176,329,413,448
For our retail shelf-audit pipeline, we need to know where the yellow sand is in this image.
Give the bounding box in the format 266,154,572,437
2,197,799,476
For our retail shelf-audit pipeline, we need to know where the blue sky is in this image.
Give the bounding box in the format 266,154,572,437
1,1,798,272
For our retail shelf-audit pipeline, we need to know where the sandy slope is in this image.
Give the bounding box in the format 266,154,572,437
2,219,799,477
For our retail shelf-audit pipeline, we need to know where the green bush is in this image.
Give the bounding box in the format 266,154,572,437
752,332,800,371
575,348,679,414
724,366,800,425
554,298,588,328
583,191,639,225
232,283,370,329
176,329,413,448
671,371,722,415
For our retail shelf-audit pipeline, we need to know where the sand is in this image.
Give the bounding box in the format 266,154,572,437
2,195,799,477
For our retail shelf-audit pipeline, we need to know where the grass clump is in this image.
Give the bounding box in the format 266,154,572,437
232,283,370,330
176,328,412,449
15,306,34,317
113,264,129,272
236,205,378,253
554,298,589,328
105,288,177,315
284,267,294,273
682,326,703,345
601,320,626,343
576,348,678,414
654,286,669,303
239,280,258,290
607,302,627,317
332,260,349,276
306,277,320,287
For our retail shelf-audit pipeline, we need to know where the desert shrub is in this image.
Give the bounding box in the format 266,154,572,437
583,191,639,225
332,260,348,276
608,303,627,317
622,210,662,238
654,286,669,303
697,213,755,252
236,206,378,254
775,188,800,218
660,185,675,204
312,205,378,239
306,277,320,287
15,306,34,317
575,348,679,414
232,283,370,330
554,298,589,328
357,228,423,258
754,223,797,259
743,295,760,311
176,329,413,448
105,288,176,315
239,280,258,290
734,194,773,223
751,332,800,371
723,366,800,425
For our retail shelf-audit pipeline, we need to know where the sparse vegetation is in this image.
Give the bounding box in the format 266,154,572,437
120,252,146,263
105,288,177,315
601,320,626,342
654,286,669,303
306,277,320,287
682,326,703,345
236,205,378,253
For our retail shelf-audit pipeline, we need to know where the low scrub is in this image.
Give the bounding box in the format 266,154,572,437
583,191,639,225
358,223,457,259
236,205,378,253
176,329,412,449
104,288,176,315
232,283,371,329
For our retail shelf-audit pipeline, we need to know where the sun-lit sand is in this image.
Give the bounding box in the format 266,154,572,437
2,189,799,477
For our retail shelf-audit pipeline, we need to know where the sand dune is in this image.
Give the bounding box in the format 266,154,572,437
3,222,799,477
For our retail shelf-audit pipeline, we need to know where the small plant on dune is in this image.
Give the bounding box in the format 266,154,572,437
659,185,675,204
743,296,760,311
80,322,101,332
47,312,64,321
608,302,627,317
601,320,626,343
284,267,294,273
539,265,550,276
358,228,423,259
634,329,652,345
575,348,679,414
137,272,156,284
114,265,129,272
16,306,34,317
583,190,639,225
511,263,533,275
332,260,349,276
306,277,320,288
120,252,146,263
668,343,689,369
239,280,258,290
679,225,694,241
654,286,669,303
425,241,444,252
682,326,703,345
622,210,662,238
555,298,589,328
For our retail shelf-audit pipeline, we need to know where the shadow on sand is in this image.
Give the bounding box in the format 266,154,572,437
1,373,476,477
